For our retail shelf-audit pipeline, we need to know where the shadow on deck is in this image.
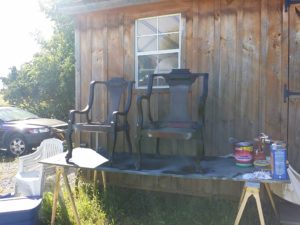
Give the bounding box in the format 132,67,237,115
97,150,255,181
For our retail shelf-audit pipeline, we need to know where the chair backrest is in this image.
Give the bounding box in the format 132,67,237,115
17,146,43,174
40,138,64,159
147,69,208,123
17,138,63,174
106,77,134,122
89,77,134,123
39,138,64,191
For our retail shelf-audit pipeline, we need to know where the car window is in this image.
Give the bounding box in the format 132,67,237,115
0,107,39,122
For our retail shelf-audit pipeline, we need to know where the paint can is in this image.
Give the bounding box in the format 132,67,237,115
234,142,253,167
270,141,287,180
253,159,270,170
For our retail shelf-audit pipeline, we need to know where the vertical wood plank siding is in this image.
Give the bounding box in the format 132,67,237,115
74,0,297,196
288,5,300,172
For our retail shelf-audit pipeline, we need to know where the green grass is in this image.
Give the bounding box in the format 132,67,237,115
39,183,280,225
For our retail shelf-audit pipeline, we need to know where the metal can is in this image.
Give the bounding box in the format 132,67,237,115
234,142,253,167
270,141,287,180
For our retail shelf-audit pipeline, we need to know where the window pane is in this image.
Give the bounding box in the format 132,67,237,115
158,15,180,33
153,76,167,87
138,55,158,87
158,33,179,50
137,18,157,36
137,36,157,52
156,53,179,73
135,14,181,88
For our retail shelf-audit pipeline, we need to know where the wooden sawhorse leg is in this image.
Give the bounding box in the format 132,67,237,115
264,183,277,216
51,167,62,225
51,167,81,225
93,171,107,194
234,182,265,225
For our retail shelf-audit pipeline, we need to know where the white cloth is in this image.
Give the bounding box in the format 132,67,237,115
270,165,300,205
242,171,272,180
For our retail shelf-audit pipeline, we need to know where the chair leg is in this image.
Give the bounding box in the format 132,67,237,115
135,136,142,170
110,132,117,166
125,128,132,154
65,124,74,162
195,129,205,174
155,138,160,155
198,128,205,157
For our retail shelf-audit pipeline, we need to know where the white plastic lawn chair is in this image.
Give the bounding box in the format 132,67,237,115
15,138,64,196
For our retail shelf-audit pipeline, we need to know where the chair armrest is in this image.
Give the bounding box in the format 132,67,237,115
109,111,127,129
123,81,135,114
110,80,135,125
68,109,89,124
136,73,158,129
18,146,43,173
111,111,126,125
136,95,154,129
112,111,127,117
68,80,102,124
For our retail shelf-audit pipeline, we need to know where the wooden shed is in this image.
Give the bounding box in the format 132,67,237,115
60,0,300,197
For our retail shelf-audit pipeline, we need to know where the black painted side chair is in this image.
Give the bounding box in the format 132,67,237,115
136,69,209,171
65,77,135,164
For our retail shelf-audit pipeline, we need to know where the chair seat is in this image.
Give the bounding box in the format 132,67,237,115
74,122,127,132
16,171,40,179
73,122,112,132
144,127,199,140
15,171,41,197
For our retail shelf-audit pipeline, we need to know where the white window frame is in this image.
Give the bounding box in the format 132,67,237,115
135,13,182,89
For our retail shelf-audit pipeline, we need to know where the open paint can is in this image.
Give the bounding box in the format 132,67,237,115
234,142,253,167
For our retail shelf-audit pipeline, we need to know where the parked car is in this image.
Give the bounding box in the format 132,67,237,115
0,107,67,156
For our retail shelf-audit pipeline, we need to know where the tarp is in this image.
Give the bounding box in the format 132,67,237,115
270,165,300,205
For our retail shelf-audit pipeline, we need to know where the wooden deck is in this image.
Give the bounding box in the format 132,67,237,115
41,148,289,184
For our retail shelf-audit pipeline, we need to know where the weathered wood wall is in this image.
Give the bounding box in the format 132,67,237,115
287,4,300,173
73,0,300,196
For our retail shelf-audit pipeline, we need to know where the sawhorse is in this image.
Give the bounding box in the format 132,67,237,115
51,167,81,225
234,181,277,225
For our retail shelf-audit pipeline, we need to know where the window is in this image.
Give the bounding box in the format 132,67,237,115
135,14,182,88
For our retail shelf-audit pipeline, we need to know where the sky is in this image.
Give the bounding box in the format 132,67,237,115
0,0,53,77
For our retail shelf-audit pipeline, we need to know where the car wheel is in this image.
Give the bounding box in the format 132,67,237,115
6,134,28,156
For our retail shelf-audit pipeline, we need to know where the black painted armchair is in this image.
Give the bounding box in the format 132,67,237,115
136,69,209,171
66,77,135,164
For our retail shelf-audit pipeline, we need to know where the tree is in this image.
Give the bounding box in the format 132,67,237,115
1,0,75,121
